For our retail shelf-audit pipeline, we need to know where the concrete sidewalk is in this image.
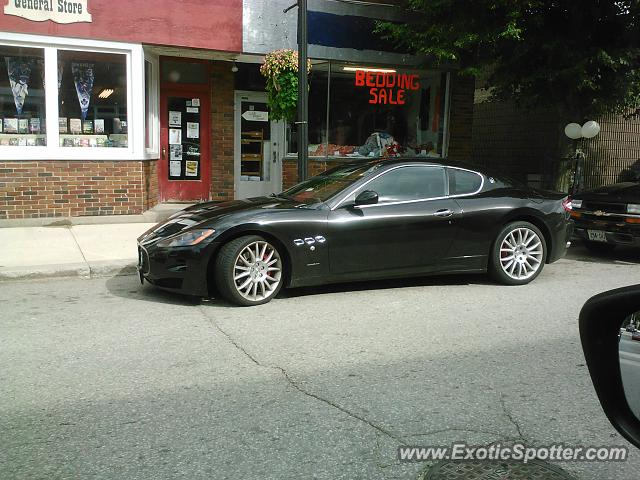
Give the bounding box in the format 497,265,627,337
0,223,156,281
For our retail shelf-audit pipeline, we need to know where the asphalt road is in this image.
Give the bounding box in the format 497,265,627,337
1,244,640,480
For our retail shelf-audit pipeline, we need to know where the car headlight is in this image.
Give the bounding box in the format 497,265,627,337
156,229,215,248
628,204,640,214
571,199,583,209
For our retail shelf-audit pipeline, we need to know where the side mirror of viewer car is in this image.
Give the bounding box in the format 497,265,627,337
580,285,640,448
354,190,379,207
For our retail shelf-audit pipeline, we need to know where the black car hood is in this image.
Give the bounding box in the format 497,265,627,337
575,182,640,203
179,196,317,221
139,196,318,243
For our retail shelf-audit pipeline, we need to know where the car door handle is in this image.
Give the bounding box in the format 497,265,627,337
434,209,454,217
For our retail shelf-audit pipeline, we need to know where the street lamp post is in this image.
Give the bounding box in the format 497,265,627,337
564,121,601,195
297,0,309,182
284,0,309,183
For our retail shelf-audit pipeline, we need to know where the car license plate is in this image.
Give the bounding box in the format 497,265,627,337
587,230,607,242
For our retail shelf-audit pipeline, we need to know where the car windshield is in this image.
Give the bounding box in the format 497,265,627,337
280,163,379,203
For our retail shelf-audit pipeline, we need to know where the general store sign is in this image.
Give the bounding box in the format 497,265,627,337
5,0,92,24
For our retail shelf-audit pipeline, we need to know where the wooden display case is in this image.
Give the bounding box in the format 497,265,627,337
241,130,263,178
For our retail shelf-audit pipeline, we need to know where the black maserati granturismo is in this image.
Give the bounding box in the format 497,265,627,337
138,159,573,306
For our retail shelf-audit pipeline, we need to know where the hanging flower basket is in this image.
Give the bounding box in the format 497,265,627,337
260,49,311,122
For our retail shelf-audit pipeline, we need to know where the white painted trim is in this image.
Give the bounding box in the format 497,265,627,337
143,50,160,158
0,32,148,161
44,47,59,149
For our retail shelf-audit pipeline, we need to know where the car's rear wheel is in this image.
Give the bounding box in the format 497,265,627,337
583,240,615,254
214,235,284,306
490,222,547,285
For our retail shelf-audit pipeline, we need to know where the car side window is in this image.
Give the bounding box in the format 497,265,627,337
448,168,483,195
363,166,446,204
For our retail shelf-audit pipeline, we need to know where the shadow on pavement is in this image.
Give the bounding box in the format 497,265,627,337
280,272,492,299
566,243,640,265
105,267,493,307
105,272,204,306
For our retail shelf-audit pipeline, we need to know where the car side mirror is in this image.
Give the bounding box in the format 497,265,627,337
580,284,640,449
354,190,379,207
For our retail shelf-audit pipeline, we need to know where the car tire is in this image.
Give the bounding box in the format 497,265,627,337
583,240,615,254
489,221,547,285
214,235,285,306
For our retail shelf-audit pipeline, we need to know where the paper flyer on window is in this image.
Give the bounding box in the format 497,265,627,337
71,63,95,120
169,160,181,177
186,122,199,139
5,57,32,115
185,160,198,177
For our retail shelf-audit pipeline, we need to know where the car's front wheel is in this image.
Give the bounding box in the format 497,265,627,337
214,235,284,306
490,222,547,285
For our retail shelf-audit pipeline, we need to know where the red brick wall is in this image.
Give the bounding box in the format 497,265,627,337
0,160,154,219
143,160,159,211
210,62,235,201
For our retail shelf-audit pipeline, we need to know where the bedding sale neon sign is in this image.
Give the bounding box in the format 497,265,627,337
354,70,420,105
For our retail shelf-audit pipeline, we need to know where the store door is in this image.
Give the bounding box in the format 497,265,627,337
234,91,283,199
159,90,210,202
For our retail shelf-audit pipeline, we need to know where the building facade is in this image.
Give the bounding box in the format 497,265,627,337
0,0,474,221
472,89,640,191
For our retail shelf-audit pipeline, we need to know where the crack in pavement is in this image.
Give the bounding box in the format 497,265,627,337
500,394,526,441
201,309,407,445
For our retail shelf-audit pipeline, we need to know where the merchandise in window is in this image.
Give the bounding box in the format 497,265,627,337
0,47,46,146
58,50,128,148
328,67,447,158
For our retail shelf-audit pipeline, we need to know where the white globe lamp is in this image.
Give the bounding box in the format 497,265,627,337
581,120,601,139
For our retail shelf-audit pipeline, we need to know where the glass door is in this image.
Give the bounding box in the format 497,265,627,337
234,91,282,199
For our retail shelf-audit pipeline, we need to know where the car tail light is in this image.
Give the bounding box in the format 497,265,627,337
625,217,640,224
562,197,572,212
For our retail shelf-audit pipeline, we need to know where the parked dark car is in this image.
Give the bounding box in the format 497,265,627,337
138,159,573,306
570,182,640,252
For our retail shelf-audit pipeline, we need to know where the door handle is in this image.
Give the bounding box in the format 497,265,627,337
162,147,167,160
434,209,454,217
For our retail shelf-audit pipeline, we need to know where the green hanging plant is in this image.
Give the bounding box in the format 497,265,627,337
260,49,311,122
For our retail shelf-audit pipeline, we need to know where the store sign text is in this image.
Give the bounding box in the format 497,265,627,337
354,70,420,105
5,0,92,24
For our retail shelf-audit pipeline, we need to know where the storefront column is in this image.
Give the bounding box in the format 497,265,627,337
210,62,235,201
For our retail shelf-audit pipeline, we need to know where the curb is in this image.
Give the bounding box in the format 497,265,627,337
0,259,138,282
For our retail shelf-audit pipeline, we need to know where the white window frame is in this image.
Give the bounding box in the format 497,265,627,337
143,50,159,158
0,32,145,161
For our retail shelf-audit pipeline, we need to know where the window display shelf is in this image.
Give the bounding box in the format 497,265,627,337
0,133,46,146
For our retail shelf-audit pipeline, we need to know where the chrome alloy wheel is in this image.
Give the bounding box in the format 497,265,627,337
233,240,282,302
499,227,543,280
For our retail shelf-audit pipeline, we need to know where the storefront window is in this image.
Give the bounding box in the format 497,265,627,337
328,66,447,158
287,62,329,156
286,62,449,159
58,50,128,148
0,46,46,146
